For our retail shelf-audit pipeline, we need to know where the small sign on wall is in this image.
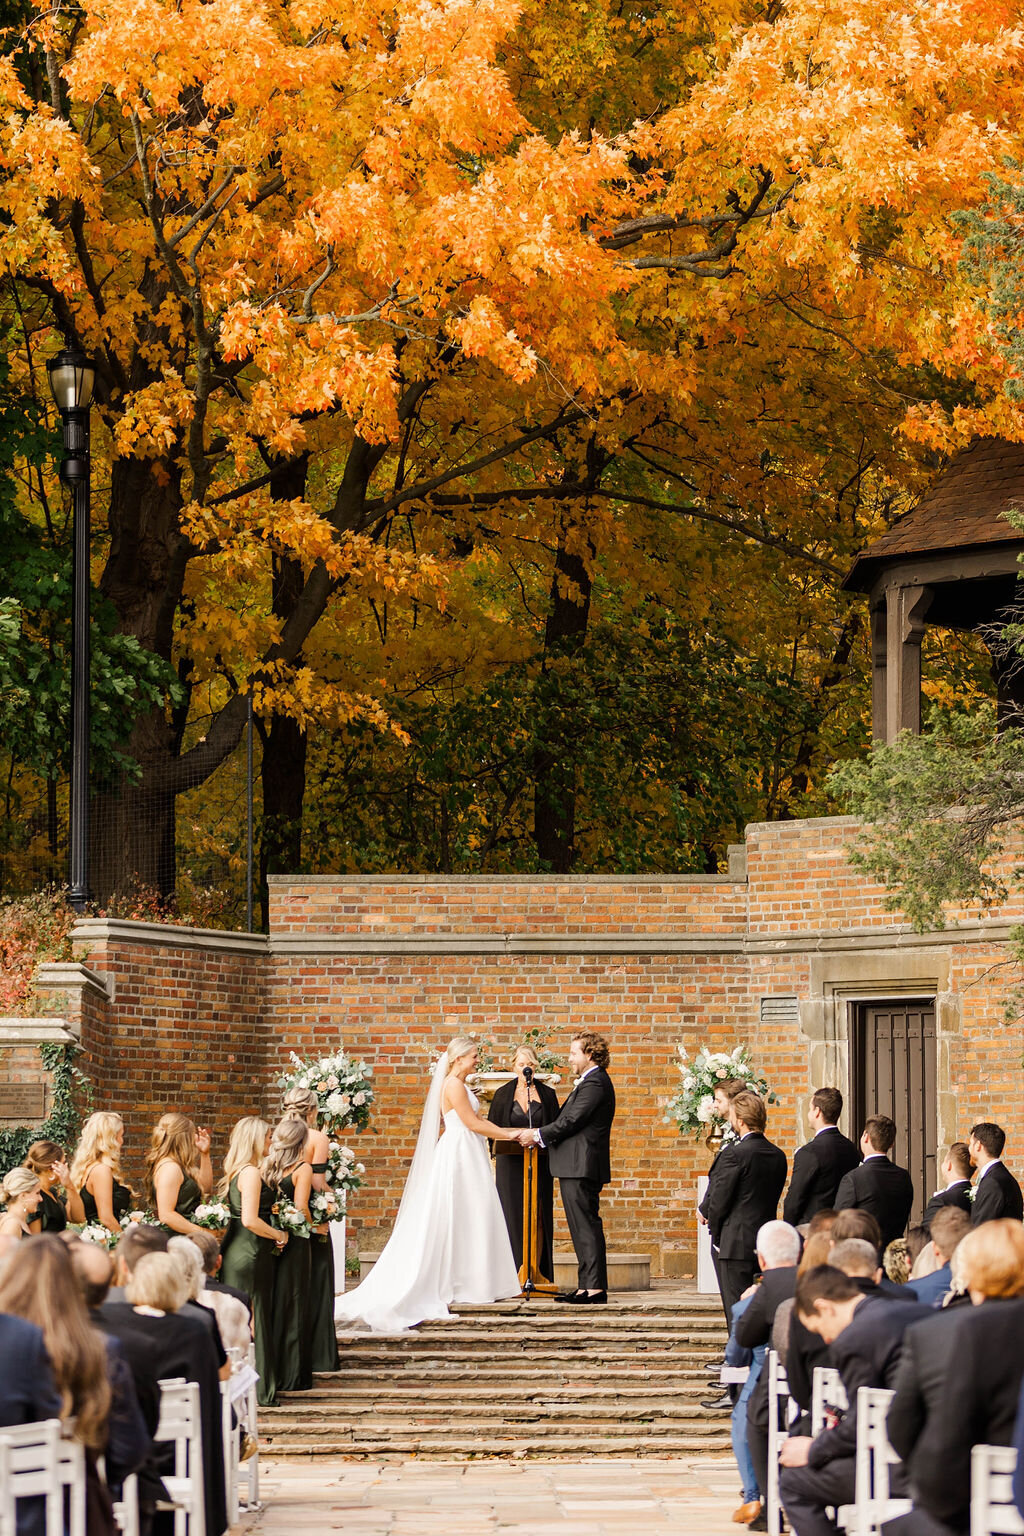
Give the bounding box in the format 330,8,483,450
0,1084,47,1122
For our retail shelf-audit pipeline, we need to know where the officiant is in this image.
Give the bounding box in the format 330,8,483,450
488,1046,560,1279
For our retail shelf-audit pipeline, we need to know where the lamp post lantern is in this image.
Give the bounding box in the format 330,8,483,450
47,348,96,914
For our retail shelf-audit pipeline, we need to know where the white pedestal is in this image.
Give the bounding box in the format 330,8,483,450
331,1217,347,1294
697,1175,717,1294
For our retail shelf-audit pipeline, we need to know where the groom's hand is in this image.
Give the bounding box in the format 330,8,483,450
515,1129,536,1146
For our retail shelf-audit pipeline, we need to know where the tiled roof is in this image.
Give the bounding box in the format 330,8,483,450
844,437,1024,592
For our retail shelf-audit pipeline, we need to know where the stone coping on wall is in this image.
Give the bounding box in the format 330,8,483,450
0,1016,80,1045
71,917,268,953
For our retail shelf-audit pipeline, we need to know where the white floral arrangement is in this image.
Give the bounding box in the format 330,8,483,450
70,1222,120,1249
271,1196,311,1241
325,1139,365,1196
280,1048,374,1133
119,1209,158,1229
310,1188,343,1225
191,1200,231,1232
427,1035,494,1073
665,1044,778,1141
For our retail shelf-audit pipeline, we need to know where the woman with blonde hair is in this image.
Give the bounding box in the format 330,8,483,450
219,1115,284,1405
263,1116,313,1391
0,1166,43,1238
148,1111,213,1236
487,1045,560,1279
70,1111,134,1235
24,1139,85,1231
282,1084,338,1372
335,1036,521,1333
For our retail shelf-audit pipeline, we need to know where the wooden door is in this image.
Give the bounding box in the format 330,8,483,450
850,1000,937,1227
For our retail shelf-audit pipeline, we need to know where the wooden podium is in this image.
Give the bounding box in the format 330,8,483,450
496,1141,558,1296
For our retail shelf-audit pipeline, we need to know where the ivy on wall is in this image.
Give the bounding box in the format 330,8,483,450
0,1043,92,1173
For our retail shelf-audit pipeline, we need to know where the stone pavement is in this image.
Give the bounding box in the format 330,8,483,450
247,1455,740,1536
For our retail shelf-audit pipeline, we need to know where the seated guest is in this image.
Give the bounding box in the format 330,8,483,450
189,1229,252,1359
884,1238,911,1286
780,1234,837,1418
922,1143,974,1231
909,1209,970,1307
887,1220,1024,1536
778,1266,930,1536
968,1122,1024,1225
830,1210,917,1300
166,1236,229,1379
783,1089,861,1227
0,1291,62,1536
834,1115,914,1250
733,1221,802,1527
905,1227,930,1272
106,1222,170,1305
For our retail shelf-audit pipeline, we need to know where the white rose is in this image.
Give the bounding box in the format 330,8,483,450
696,1094,715,1124
327,1075,339,1089
342,1147,354,1159
356,1163,365,1174
354,1091,366,1106
325,1092,346,1114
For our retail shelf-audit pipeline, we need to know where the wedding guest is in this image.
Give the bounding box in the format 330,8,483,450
24,1140,85,1231
219,1115,283,1405
264,1116,313,1391
697,1075,747,1333
783,1088,860,1227
834,1115,914,1250
922,1142,974,1230
778,1233,836,1418
165,1237,229,1378
887,1221,1024,1536
831,1235,918,1301
0,1168,42,1239
704,1092,787,1330
967,1122,1024,1225
105,1223,170,1305
148,1112,213,1235
488,1045,560,1280
70,1112,135,1235
911,1208,970,1307
884,1237,911,1285
190,1229,251,1358
731,1220,802,1526
282,1085,339,1371
0,1301,62,1536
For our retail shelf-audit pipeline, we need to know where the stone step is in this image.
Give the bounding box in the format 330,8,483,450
337,1329,725,1348
263,1401,728,1426
263,1432,734,1459
289,1378,717,1396
325,1349,722,1369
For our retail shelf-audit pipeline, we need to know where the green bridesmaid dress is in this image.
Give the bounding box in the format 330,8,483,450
269,1171,312,1392
309,1161,340,1373
175,1173,203,1220
220,1173,279,1406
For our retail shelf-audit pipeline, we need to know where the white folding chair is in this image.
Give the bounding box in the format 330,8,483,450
767,1351,798,1536
155,1378,206,1536
242,1343,261,1513
836,1386,911,1536
0,1419,65,1536
0,1437,13,1536
812,1366,848,1436
58,1436,87,1536
112,1473,141,1536
220,1381,239,1527
971,1445,1024,1536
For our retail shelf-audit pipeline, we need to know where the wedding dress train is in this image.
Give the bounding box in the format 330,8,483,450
335,1068,521,1333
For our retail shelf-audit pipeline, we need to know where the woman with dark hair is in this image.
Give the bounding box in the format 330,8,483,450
263,1117,314,1391
24,1140,85,1232
488,1046,560,1279
147,1112,213,1236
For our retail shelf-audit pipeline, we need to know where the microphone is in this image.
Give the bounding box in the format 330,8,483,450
523,1066,534,1085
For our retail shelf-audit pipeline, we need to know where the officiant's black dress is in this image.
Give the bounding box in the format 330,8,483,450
488,1079,560,1279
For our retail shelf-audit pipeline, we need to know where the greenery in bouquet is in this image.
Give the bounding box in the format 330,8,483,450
119,1209,158,1229
325,1139,365,1196
70,1222,120,1249
271,1196,312,1241
191,1201,231,1232
310,1188,343,1225
665,1044,778,1142
280,1048,374,1134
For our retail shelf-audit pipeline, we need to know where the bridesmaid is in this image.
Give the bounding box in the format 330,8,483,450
263,1117,313,1392
282,1084,340,1372
25,1140,85,1232
69,1111,134,1235
219,1116,287,1407
0,1168,42,1239
488,1045,560,1280
149,1111,214,1236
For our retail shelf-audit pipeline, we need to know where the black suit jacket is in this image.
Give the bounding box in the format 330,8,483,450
736,1266,798,1427
971,1162,1024,1225
834,1155,915,1250
698,1142,729,1223
537,1067,614,1184
887,1297,1024,1533
0,1313,62,1427
807,1294,932,1470
921,1179,973,1231
705,1132,788,1261
783,1127,861,1226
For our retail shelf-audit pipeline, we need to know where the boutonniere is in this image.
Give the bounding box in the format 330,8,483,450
967,1186,976,1202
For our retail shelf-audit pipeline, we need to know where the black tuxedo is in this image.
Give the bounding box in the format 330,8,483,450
834,1154,915,1250
783,1126,861,1226
921,1180,973,1232
970,1161,1024,1225
538,1066,615,1289
885,1297,1024,1536
705,1132,787,1323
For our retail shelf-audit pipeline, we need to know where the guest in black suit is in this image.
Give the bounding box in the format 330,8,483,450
831,1236,918,1301
697,1077,748,1330
778,1266,931,1536
783,1088,861,1227
834,1115,914,1250
489,1046,560,1279
885,1220,1024,1536
0,1310,62,1536
921,1143,974,1232
520,1031,615,1303
705,1092,788,1328
734,1219,802,1521
968,1122,1024,1225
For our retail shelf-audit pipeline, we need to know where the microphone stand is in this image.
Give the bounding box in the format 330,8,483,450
523,1066,536,1297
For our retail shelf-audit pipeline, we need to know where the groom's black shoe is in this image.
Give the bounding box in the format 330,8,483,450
555,1290,585,1302
567,1290,607,1304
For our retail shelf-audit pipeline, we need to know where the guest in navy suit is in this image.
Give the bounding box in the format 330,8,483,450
0,1309,62,1536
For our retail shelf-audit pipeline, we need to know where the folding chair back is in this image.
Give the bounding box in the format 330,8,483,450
767,1350,797,1536
0,1419,65,1536
971,1445,1024,1536
811,1367,847,1437
155,1378,206,1536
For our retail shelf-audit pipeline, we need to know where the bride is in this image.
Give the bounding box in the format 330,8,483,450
334,1036,523,1332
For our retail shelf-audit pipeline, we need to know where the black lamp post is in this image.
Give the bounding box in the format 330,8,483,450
47,348,96,914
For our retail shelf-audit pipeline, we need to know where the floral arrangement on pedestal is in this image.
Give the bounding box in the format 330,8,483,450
665,1044,777,1144
279,1048,374,1133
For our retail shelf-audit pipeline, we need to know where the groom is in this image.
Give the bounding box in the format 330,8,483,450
516,1031,615,1305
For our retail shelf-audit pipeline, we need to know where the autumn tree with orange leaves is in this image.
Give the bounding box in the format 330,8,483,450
2,0,1024,900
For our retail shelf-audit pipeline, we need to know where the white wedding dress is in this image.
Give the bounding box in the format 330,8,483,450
335,1064,521,1332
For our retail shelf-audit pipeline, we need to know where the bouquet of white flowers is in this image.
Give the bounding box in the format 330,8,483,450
271,1197,312,1242
70,1222,120,1250
191,1201,231,1233
665,1044,777,1141
325,1139,365,1195
119,1209,158,1229
309,1188,343,1225
279,1048,374,1134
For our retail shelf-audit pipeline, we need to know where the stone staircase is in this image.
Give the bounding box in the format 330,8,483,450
260,1289,731,1459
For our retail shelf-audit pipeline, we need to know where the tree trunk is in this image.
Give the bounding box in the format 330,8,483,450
533,517,594,872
